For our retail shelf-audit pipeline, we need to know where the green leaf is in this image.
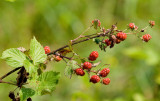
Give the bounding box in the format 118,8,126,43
65,60,79,78
1,48,26,67
19,88,35,101
29,37,47,65
36,71,60,95
23,60,38,80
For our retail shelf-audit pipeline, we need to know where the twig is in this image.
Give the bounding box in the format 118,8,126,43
0,79,17,86
72,25,92,42
48,29,111,55
0,67,22,80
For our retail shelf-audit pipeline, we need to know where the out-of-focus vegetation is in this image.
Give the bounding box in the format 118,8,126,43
0,0,160,101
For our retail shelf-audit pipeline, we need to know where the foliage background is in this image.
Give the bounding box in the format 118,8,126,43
0,0,160,101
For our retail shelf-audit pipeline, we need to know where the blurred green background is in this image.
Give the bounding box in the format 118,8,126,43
0,0,160,101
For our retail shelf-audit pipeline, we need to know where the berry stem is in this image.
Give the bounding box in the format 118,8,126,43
123,28,128,32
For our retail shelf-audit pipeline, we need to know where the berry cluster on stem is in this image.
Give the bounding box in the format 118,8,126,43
0,19,155,100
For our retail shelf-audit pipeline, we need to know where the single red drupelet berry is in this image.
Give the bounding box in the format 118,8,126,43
142,34,152,42
105,39,111,46
129,23,135,29
75,68,85,76
116,32,127,41
55,56,62,62
102,78,110,85
44,46,51,54
99,68,110,77
89,51,99,61
90,75,100,83
83,62,92,69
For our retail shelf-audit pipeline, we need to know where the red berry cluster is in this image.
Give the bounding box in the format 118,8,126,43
74,61,92,76
44,20,154,86
90,68,111,85
142,34,152,42
103,33,127,48
75,51,97,76
92,20,154,51
44,46,62,62
74,51,110,85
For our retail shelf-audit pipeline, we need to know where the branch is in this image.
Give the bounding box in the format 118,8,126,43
0,67,22,80
48,29,111,55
